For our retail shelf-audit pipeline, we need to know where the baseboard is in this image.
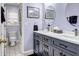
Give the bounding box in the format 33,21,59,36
23,50,34,56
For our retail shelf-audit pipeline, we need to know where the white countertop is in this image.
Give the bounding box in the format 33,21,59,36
34,31,79,45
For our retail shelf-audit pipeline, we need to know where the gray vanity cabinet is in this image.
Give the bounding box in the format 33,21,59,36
34,32,79,56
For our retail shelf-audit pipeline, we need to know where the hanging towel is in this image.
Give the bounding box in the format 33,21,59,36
1,6,5,23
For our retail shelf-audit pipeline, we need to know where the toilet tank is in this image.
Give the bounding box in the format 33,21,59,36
8,31,17,41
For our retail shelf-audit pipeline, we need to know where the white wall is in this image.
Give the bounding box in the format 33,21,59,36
66,3,79,27
43,3,56,29
43,3,79,32
54,3,79,32
22,3,79,54
22,3,43,52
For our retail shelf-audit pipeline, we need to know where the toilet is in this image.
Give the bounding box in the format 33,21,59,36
8,31,17,47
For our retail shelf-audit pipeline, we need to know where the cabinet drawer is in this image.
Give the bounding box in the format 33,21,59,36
54,48,73,56
43,36,49,42
34,32,42,41
54,45,75,56
53,38,79,55
42,35,51,44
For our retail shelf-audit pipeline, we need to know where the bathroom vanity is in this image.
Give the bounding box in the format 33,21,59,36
33,31,79,56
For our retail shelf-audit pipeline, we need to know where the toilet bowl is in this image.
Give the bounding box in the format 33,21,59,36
9,37,16,46
8,31,17,47
10,41,16,46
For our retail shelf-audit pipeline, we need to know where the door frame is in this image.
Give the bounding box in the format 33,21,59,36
4,3,23,56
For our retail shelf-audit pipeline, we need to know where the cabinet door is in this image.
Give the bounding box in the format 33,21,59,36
42,43,53,56
34,40,43,56
49,46,54,56
34,39,39,55
39,41,43,56
54,47,60,56
42,43,49,56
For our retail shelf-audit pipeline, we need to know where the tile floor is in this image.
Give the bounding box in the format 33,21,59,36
5,40,23,56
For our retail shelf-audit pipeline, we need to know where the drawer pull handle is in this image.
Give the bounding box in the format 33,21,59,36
59,44,67,48
60,52,63,56
44,38,48,41
37,36,39,38
44,44,49,49
63,54,66,56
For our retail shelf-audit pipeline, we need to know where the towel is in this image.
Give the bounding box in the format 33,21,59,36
1,6,5,23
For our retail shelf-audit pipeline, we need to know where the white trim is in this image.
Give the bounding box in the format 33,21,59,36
21,4,25,53
23,50,34,56
21,4,34,55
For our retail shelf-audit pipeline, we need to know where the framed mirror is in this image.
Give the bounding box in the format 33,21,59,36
45,9,56,19
27,6,40,18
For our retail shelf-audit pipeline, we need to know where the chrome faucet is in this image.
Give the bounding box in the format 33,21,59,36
72,29,78,36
